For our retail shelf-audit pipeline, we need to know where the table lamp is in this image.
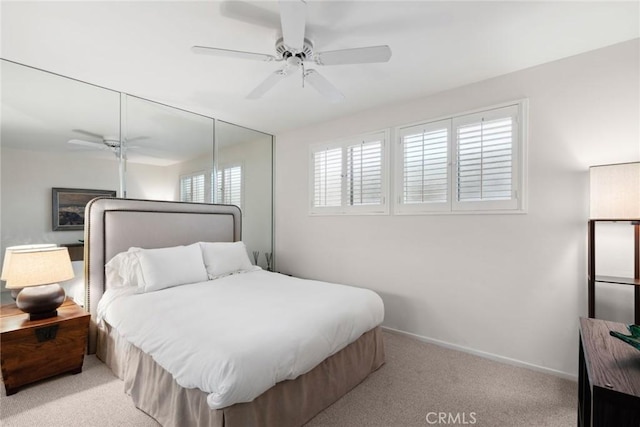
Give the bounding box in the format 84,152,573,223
2,246,74,320
1,244,58,299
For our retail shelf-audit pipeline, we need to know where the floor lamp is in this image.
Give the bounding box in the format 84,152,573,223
589,161,640,324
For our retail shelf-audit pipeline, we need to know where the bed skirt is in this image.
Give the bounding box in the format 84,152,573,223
97,323,385,427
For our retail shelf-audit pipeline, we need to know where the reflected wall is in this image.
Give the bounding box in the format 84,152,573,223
216,121,273,269
124,95,214,201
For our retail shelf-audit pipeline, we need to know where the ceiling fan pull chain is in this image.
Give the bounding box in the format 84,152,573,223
301,62,305,88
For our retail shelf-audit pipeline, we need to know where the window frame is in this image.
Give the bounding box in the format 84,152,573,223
309,130,390,215
394,100,528,215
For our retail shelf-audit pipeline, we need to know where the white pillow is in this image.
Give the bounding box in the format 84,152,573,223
105,247,143,288
134,243,209,293
199,241,258,280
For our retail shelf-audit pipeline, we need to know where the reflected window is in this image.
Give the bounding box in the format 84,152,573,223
180,172,206,203
215,165,242,210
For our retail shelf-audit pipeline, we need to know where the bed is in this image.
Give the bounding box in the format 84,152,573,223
84,198,385,427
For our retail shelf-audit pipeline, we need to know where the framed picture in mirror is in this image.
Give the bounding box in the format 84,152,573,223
52,188,116,231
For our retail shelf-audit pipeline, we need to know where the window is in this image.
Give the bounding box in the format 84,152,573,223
310,131,388,214
180,172,206,203
179,166,243,207
395,101,526,214
452,106,519,211
313,148,342,208
216,165,243,210
397,119,451,212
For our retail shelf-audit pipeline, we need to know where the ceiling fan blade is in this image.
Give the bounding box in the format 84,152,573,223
191,46,277,62
126,135,149,142
315,45,392,66
247,69,290,99
304,69,344,103
279,0,306,51
68,139,111,150
71,129,105,139
220,1,280,30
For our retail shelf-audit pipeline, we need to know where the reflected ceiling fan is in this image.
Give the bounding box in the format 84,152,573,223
191,0,392,102
68,129,147,159
68,129,129,198
68,129,150,198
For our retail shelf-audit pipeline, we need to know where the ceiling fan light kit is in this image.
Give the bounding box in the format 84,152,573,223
192,0,392,102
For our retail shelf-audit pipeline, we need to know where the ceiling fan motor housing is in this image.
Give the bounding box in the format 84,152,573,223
275,37,313,62
103,138,120,148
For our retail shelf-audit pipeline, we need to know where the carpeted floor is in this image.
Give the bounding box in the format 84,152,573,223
0,331,577,426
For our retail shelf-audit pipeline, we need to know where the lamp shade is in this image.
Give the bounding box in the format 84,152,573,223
3,247,74,289
589,161,640,219
1,244,58,281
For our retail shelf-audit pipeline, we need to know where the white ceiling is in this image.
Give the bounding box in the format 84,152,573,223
1,1,638,135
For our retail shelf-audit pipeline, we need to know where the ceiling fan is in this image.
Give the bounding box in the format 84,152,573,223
191,0,392,102
68,129,148,159
67,129,151,198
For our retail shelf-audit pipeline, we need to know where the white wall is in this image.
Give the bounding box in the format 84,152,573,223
274,39,640,377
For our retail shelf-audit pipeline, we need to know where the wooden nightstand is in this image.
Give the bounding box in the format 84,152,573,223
0,298,90,395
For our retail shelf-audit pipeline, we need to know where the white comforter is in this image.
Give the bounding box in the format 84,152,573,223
97,270,384,410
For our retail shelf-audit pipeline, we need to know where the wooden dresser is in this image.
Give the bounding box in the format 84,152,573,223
0,299,90,395
578,317,640,427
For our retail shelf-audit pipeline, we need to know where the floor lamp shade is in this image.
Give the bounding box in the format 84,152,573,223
589,162,640,219
2,247,74,320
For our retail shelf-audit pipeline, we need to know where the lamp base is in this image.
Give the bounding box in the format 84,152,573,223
15,284,65,320
28,309,59,321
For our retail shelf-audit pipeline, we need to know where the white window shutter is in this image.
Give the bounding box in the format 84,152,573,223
180,173,205,203
452,105,519,211
310,130,388,214
216,165,243,210
397,120,450,212
394,101,525,214
180,176,192,202
313,148,342,208
347,140,382,206
225,166,242,208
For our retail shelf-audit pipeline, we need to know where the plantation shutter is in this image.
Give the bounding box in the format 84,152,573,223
217,165,242,209
398,120,450,211
313,147,342,208
180,173,205,203
347,139,383,206
310,131,388,214
453,105,519,210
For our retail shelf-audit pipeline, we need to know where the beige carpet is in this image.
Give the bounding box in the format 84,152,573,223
0,331,576,426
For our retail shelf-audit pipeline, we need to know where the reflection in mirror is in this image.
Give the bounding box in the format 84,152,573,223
215,121,273,269
1,60,121,302
1,60,120,248
124,95,214,201
0,60,274,300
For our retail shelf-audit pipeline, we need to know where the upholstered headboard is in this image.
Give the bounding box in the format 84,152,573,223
84,198,241,353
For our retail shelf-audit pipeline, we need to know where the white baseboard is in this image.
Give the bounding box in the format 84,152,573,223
381,326,578,382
